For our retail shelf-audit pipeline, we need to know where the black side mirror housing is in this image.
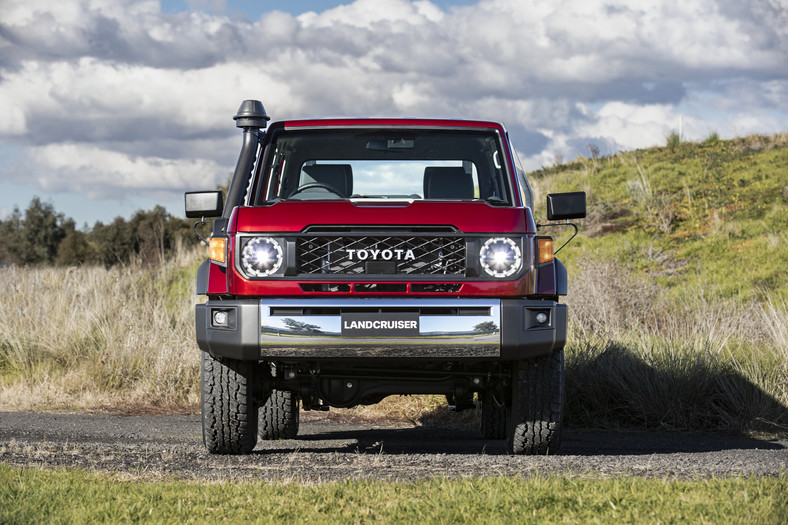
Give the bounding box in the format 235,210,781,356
546,192,586,221
185,191,224,218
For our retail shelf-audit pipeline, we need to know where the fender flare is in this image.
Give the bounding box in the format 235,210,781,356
555,258,568,296
196,259,210,296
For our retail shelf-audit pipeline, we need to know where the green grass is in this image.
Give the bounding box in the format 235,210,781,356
1,465,786,524
532,133,788,301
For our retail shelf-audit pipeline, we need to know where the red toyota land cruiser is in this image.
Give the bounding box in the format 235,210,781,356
185,100,585,455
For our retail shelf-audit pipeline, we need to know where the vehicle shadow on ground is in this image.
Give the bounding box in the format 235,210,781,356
565,342,788,435
257,342,788,457
257,425,786,457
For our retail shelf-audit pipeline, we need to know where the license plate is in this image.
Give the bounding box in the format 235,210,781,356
341,312,419,338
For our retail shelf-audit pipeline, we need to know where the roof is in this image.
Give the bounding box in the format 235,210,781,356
276,118,505,130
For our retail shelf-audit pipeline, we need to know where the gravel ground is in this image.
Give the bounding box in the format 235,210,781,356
1,411,786,482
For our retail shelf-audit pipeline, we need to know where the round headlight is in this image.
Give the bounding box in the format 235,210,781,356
480,237,522,278
241,237,283,277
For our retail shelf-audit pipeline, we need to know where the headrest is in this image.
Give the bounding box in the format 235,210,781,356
423,166,474,199
301,164,353,197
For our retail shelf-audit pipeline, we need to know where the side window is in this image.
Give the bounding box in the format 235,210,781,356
512,151,533,209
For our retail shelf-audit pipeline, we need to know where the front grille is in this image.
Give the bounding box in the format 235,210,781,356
296,235,466,276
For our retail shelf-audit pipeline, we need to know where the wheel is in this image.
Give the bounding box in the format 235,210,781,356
259,389,300,440
479,391,506,439
201,351,259,454
507,348,564,455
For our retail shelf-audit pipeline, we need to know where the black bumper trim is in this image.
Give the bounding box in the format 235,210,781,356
196,298,565,362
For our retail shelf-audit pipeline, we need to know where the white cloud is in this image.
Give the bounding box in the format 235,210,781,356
299,0,442,28
0,0,786,219
577,102,680,150
21,143,224,199
0,58,296,143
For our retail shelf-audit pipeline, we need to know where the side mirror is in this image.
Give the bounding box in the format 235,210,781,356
546,192,586,221
185,191,223,218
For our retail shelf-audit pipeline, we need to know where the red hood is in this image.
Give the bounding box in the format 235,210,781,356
229,201,534,234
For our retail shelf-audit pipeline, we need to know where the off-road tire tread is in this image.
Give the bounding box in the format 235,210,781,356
480,391,506,439
259,390,300,440
201,352,258,455
507,348,564,455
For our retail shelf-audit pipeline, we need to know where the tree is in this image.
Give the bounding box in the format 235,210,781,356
473,321,498,333
282,318,323,334
130,206,169,266
91,217,135,267
0,196,201,268
19,197,67,265
56,219,96,266
0,207,22,265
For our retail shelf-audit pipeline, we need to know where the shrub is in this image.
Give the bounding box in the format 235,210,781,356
666,130,681,152
703,131,720,144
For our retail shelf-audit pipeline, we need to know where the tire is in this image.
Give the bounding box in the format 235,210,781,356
258,389,300,440
507,348,564,455
201,351,259,455
479,391,506,439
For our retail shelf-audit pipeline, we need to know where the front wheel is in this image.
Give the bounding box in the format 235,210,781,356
201,351,259,455
507,348,564,455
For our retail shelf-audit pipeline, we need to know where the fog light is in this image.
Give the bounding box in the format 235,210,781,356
213,310,229,326
536,312,548,325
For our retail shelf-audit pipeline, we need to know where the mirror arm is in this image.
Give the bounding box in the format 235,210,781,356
536,220,578,255
193,217,210,246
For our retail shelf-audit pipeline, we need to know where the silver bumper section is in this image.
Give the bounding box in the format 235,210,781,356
260,298,500,358
196,298,563,361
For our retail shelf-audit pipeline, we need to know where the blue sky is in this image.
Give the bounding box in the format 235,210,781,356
160,0,480,18
1,0,786,226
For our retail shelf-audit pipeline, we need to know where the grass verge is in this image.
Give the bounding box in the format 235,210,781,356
562,260,788,433
0,249,203,411
1,465,786,524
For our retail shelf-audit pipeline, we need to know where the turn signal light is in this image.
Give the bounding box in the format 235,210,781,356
209,237,227,264
537,237,554,264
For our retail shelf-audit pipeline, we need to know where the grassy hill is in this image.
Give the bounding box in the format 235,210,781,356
530,133,788,301
0,133,786,433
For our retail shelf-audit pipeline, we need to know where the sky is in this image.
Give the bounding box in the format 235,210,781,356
1,0,786,227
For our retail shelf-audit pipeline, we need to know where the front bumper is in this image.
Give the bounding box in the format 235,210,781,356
196,298,565,362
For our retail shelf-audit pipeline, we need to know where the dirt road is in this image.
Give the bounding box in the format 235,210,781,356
1,411,786,482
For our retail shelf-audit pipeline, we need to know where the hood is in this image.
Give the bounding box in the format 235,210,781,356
230,200,534,234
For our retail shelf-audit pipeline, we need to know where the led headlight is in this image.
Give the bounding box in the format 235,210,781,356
480,237,522,278
240,237,283,277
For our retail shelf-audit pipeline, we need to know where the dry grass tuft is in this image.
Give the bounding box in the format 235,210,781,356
564,260,788,432
0,249,203,411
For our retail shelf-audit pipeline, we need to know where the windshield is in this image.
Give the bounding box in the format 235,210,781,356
257,129,513,204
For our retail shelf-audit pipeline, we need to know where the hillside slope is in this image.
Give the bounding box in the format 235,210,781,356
529,133,788,301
